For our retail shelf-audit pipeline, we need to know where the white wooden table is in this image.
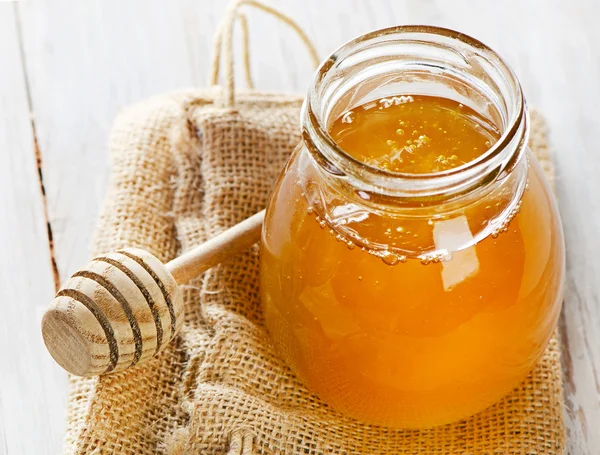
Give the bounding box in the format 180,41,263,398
1,0,598,453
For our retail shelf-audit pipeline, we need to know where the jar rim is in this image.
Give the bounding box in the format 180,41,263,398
302,25,528,199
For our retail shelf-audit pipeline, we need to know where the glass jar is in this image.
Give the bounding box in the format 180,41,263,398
260,26,564,428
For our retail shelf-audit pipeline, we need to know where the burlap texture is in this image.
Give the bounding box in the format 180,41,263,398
63,88,565,454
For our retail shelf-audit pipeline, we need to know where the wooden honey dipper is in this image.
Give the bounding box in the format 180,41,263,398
42,210,264,377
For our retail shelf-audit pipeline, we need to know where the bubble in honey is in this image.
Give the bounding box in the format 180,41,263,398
358,276,363,281
381,251,406,265
381,252,400,266
307,206,314,214
491,200,523,239
341,110,355,124
396,128,404,136
379,98,393,108
380,95,414,107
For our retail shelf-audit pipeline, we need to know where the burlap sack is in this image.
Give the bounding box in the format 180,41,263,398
63,2,565,454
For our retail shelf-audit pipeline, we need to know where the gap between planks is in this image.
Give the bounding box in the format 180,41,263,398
14,2,61,292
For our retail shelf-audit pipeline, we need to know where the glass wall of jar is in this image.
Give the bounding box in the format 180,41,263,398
260,26,564,428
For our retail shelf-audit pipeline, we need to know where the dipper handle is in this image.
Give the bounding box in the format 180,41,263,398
166,210,265,283
42,210,265,377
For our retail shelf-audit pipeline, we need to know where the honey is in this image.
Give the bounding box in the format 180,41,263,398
261,28,564,429
332,95,498,174
261,94,563,428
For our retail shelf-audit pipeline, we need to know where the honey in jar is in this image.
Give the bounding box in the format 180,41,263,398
260,26,564,428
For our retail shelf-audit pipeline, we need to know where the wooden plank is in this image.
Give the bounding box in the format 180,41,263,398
0,4,67,455
0,395,7,455
16,0,223,282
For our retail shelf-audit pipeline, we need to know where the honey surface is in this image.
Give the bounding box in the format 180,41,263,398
261,95,564,427
331,95,498,173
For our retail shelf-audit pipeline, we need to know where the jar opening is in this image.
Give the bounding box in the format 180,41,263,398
302,25,528,201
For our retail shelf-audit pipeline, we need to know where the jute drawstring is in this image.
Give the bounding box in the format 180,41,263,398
211,11,255,92
210,0,320,108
